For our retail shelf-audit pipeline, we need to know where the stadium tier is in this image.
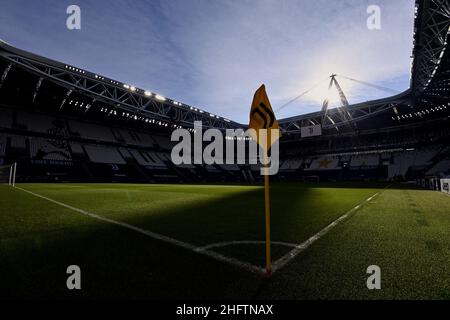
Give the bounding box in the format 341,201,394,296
0,102,449,183
0,0,449,184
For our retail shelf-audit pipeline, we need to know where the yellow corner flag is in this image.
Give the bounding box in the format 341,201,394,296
249,84,280,148
248,84,280,276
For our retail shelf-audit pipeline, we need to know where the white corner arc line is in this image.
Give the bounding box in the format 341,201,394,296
272,192,380,273
196,240,298,252
14,186,264,275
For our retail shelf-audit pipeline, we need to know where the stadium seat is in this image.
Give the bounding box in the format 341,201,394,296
29,137,72,161
84,145,126,164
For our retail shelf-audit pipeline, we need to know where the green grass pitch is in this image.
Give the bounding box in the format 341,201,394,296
0,182,449,299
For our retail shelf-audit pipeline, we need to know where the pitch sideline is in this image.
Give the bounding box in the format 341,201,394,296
272,191,381,273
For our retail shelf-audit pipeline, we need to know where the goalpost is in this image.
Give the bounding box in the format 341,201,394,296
0,163,17,187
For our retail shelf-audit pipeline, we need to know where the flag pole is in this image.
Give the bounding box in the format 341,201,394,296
248,85,278,277
264,129,272,276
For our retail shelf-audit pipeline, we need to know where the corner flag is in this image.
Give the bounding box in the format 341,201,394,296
248,84,280,276
249,84,280,148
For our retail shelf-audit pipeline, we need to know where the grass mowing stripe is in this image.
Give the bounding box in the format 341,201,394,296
272,191,380,273
14,186,264,275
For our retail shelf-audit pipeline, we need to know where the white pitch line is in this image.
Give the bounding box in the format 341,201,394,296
196,240,298,252
14,186,264,275
271,192,380,273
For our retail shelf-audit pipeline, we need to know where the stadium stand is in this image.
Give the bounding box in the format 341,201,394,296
16,112,64,135
84,145,126,164
129,149,166,168
29,137,71,161
0,108,13,128
0,0,448,184
350,154,379,167
68,120,116,142
279,158,302,171
0,135,6,156
10,135,27,150
118,147,133,160
116,128,154,146
69,142,85,155
389,147,440,178
152,135,174,150
219,163,240,171
427,160,450,176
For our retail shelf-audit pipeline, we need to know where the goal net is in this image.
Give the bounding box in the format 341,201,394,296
0,163,17,186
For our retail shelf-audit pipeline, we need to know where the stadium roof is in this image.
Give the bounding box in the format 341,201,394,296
0,39,241,130
279,0,450,134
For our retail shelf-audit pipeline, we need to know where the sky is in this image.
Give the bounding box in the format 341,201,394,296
0,0,415,123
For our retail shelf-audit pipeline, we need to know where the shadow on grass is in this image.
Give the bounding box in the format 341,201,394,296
104,182,381,245
0,209,265,300
0,181,393,299
0,184,313,299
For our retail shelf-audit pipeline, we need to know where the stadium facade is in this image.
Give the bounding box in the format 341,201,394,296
0,0,449,185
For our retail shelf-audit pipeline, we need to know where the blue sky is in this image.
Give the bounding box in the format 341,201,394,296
0,0,415,123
